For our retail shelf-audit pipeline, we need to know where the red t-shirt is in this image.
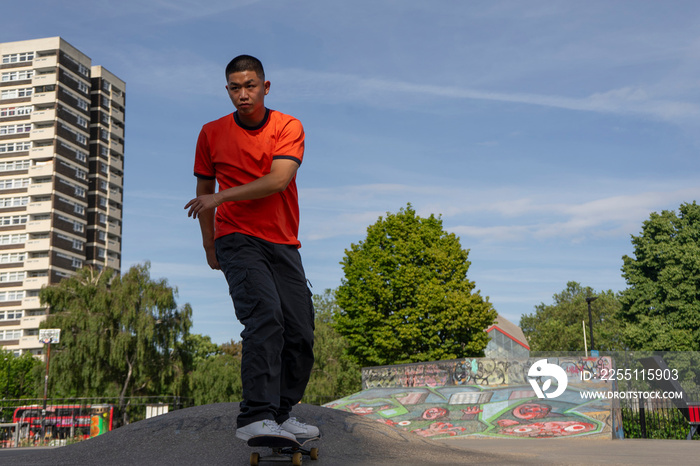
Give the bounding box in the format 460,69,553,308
193,109,305,247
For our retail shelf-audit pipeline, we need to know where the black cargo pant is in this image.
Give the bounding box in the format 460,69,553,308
216,233,315,428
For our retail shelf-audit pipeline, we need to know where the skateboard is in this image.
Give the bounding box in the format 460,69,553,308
247,434,320,466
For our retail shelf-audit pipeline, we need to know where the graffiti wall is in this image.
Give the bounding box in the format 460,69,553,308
326,357,623,440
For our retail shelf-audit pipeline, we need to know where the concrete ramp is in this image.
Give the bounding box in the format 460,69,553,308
2,403,526,465
326,356,621,440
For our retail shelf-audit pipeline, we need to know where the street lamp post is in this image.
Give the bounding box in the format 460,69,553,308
586,297,598,351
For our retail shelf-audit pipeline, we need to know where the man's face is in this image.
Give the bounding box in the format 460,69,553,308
225,70,270,124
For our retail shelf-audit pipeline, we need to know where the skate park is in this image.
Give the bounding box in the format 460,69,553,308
1,354,697,465
0,402,695,465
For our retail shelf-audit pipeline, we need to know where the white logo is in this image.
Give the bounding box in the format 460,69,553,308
528,359,568,399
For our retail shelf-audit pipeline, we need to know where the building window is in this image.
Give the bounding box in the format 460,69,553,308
0,291,24,302
0,233,27,245
1,88,33,99
1,70,34,82
0,196,29,207
0,310,23,320
0,142,31,154
0,178,30,190
0,271,25,282
0,123,32,135
0,160,31,171
0,215,29,226
0,252,25,263
0,105,32,117
2,52,34,64
0,329,23,340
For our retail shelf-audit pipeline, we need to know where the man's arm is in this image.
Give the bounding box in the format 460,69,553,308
185,158,299,219
193,177,220,270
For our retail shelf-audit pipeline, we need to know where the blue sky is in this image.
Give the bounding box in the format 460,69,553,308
4,1,700,344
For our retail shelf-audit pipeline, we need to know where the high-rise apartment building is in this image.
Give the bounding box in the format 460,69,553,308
0,37,124,356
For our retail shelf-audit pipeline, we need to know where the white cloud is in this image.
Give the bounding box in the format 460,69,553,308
300,183,700,244
273,69,700,124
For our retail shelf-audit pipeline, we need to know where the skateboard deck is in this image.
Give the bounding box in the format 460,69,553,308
247,434,320,466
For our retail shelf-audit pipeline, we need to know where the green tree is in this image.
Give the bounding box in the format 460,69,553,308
520,282,624,352
40,263,192,416
619,201,700,350
303,289,361,405
188,351,242,405
335,204,497,367
185,333,222,367
0,349,41,399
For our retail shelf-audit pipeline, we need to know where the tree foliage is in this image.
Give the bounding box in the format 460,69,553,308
303,289,361,404
39,263,192,413
520,282,624,352
187,337,243,405
335,204,497,367
0,349,41,399
619,201,700,350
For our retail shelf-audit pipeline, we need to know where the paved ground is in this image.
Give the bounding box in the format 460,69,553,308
0,404,696,465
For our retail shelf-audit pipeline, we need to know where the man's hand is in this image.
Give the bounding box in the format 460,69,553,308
204,244,220,270
184,193,220,219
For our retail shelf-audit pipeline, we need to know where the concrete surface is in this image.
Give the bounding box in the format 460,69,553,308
0,403,696,465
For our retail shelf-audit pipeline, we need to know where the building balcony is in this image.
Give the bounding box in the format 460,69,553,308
109,139,124,156
29,161,54,177
108,171,123,187
110,125,124,140
30,127,56,142
32,55,58,71
106,222,120,236
26,200,51,214
25,219,51,234
24,237,50,252
24,256,49,270
108,188,122,203
109,156,123,172
32,73,57,87
20,314,47,330
23,276,49,289
31,90,58,105
18,335,43,350
30,108,56,123
21,295,41,309
28,182,53,197
108,205,121,219
110,106,124,122
30,145,54,159
106,238,120,254
106,255,120,270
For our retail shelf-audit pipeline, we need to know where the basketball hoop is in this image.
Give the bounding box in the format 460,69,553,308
38,328,61,345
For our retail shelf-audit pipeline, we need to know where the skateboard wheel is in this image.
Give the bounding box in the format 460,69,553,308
310,447,319,460
250,452,259,466
292,451,302,466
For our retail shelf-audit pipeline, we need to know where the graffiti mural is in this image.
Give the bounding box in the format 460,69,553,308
327,356,622,440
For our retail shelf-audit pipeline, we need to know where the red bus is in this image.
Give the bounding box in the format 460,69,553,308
13,404,114,441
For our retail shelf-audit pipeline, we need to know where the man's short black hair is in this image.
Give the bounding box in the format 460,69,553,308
225,55,265,81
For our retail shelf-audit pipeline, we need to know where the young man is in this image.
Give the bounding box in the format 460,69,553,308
185,55,317,441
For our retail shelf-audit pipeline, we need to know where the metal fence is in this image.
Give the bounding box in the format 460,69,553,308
620,397,699,440
0,396,192,448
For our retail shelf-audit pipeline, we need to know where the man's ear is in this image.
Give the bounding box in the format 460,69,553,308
264,80,271,95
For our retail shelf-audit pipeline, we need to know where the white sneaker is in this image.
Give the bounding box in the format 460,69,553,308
279,417,320,439
235,420,296,442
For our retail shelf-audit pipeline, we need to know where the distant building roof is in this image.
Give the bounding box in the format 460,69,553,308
487,314,530,350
